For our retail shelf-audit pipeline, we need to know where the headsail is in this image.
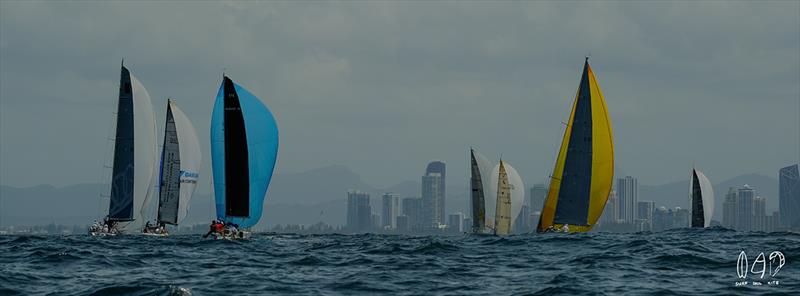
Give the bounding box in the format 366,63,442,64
157,101,201,225
504,162,525,226
107,64,157,232
538,58,614,233
690,169,714,228
494,161,512,235
211,76,279,228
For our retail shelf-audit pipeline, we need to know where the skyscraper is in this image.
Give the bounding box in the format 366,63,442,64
346,190,371,233
736,185,755,232
529,184,547,213
637,200,655,231
402,197,422,231
448,212,464,233
779,164,800,230
514,204,531,233
617,176,638,223
381,193,400,230
600,189,619,225
424,161,446,228
753,196,767,232
723,187,738,229
422,171,444,228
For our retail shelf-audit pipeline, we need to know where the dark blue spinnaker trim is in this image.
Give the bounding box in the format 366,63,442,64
554,62,593,226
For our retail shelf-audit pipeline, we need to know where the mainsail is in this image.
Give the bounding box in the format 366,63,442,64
469,149,491,233
107,64,157,232
537,58,614,233
157,100,201,225
494,161,512,235
690,168,714,228
211,76,279,228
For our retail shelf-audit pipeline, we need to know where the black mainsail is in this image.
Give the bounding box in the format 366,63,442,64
223,77,251,217
157,101,181,225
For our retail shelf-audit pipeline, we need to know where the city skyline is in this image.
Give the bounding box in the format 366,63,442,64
1,2,798,191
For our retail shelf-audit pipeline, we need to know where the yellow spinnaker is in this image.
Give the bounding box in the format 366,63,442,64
537,59,614,233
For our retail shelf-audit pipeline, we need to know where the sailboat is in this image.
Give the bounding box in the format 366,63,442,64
537,58,614,233
143,100,202,236
469,149,525,236
689,168,714,228
90,63,157,236
209,76,279,239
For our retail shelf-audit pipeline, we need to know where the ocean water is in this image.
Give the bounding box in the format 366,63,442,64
1,228,797,295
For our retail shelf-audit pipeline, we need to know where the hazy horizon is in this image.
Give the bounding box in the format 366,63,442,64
1,1,798,190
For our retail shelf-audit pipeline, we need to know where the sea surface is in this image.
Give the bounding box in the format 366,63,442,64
1,228,798,295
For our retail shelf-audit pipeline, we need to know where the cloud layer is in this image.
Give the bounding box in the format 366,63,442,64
1,2,798,194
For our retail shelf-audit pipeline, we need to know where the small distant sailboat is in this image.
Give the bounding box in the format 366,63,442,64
208,76,279,239
90,62,157,236
469,149,525,236
537,58,614,233
143,100,202,236
689,168,714,228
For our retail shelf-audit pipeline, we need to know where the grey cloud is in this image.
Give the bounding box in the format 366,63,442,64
1,1,798,197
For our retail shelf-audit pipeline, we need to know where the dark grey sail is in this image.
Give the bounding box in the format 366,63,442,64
553,60,593,226
108,65,136,221
157,102,181,225
470,149,486,233
223,77,251,217
690,169,705,228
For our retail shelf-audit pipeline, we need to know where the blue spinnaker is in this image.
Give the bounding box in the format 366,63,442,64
211,77,278,228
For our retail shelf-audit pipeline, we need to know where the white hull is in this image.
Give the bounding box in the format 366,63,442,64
210,230,251,240
142,232,169,237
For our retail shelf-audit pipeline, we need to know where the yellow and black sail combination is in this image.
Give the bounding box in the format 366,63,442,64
537,58,614,233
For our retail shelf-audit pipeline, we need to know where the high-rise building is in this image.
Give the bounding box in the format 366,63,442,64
779,164,800,230
637,201,655,221
422,172,444,228
381,193,400,230
674,207,690,227
425,161,446,226
513,204,531,233
448,212,464,233
402,197,422,232
753,196,767,232
529,184,547,213
736,185,756,232
637,201,655,231
723,187,738,229
396,215,410,233
617,176,639,223
652,206,671,231
371,213,381,230
600,189,619,225
346,190,371,233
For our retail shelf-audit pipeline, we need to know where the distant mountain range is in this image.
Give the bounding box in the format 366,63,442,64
0,165,779,228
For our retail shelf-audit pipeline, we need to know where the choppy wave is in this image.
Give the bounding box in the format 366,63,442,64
0,229,797,295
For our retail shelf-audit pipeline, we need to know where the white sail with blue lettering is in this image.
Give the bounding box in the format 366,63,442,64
211,76,279,229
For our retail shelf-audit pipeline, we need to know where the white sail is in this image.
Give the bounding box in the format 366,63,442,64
494,161,512,235
170,102,201,224
504,162,525,225
695,170,714,228
120,73,157,232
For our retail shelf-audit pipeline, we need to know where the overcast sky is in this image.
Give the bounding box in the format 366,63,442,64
1,1,798,192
